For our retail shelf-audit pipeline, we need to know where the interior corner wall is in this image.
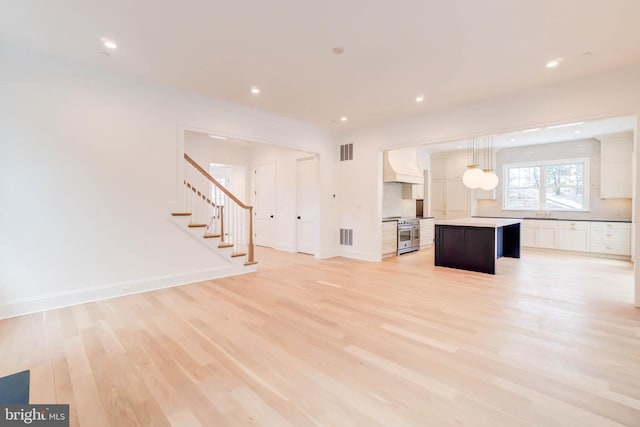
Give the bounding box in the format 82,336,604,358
0,45,334,318
335,61,640,264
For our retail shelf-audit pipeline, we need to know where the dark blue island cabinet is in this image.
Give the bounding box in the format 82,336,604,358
434,218,521,274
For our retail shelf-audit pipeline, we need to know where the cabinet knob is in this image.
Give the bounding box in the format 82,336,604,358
606,233,612,237
606,224,612,228
606,246,612,250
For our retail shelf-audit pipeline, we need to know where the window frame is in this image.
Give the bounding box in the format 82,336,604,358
502,157,590,212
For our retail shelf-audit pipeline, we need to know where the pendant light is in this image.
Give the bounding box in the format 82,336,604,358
462,138,484,189
479,136,499,190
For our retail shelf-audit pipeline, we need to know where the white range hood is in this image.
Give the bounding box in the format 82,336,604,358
383,148,424,184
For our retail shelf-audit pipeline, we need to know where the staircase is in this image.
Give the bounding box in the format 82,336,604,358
171,153,257,272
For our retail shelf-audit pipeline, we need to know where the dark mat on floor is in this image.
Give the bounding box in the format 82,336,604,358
0,370,30,404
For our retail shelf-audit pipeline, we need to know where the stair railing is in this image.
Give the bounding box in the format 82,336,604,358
182,153,256,265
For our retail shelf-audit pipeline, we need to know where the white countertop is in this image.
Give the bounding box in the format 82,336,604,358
434,217,522,228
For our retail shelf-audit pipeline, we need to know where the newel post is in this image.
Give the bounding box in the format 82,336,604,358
247,206,255,264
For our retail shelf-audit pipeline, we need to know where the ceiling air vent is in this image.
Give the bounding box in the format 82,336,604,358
340,143,353,161
340,228,353,246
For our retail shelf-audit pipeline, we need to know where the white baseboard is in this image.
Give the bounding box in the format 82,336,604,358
339,247,379,262
0,264,256,320
274,242,296,253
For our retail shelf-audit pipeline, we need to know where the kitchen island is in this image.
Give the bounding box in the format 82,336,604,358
434,218,521,274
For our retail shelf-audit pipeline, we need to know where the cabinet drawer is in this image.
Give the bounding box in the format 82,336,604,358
591,229,630,244
558,229,589,252
382,222,398,231
591,242,630,256
557,221,589,230
590,222,631,231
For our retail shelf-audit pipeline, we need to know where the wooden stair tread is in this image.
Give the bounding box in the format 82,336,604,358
231,252,246,258
203,234,221,238
171,212,192,216
218,243,234,248
188,223,207,228
243,261,258,266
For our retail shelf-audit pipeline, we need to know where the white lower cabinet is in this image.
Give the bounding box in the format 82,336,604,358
521,219,630,257
590,222,631,256
419,218,434,249
382,221,398,258
557,221,590,252
522,220,558,249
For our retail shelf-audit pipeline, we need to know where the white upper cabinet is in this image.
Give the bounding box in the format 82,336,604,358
430,152,472,219
445,150,468,180
598,131,632,199
431,154,446,181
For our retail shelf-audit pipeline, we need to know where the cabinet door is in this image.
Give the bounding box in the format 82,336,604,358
420,219,434,248
521,224,536,247
475,188,496,200
431,157,445,181
600,136,632,199
537,225,557,249
381,222,398,256
558,229,589,252
601,162,632,198
446,151,468,180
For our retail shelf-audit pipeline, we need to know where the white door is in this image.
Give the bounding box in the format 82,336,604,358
296,157,318,255
254,162,275,247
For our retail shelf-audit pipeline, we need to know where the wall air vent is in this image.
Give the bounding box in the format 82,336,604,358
340,228,353,246
340,143,353,161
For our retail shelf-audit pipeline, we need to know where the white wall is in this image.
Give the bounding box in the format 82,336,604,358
336,60,640,308
0,45,335,318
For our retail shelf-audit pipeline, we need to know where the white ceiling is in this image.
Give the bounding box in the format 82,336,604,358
425,115,637,153
3,0,640,131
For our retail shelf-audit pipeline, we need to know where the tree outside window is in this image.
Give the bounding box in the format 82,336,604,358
504,159,588,211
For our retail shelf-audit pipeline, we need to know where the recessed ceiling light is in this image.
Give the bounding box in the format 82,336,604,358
546,57,563,68
340,116,348,122
251,86,260,95
522,128,541,133
101,38,117,49
510,138,517,142
574,130,582,134
456,145,463,149
546,122,584,129
209,134,227,140
415,95,424,103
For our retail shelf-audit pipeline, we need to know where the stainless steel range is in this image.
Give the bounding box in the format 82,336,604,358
397,218,420,255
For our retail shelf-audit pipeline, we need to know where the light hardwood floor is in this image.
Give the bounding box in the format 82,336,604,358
1,247,639,426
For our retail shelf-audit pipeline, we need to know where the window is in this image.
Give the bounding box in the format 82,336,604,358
504,158,588,211
209,163,233,206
